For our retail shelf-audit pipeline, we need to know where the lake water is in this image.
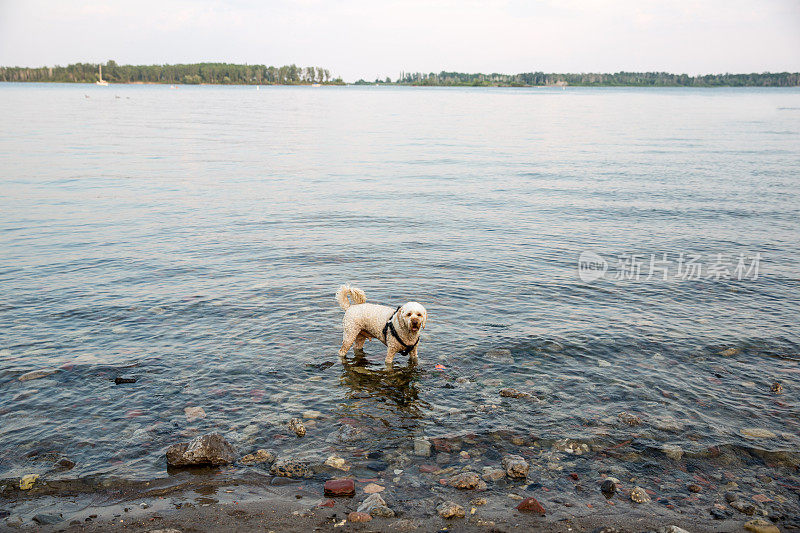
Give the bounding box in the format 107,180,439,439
1,83,799,523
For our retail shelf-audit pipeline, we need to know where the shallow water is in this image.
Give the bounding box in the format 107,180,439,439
1,84,799,518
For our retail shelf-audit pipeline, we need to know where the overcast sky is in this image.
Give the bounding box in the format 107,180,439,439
1,0,798,81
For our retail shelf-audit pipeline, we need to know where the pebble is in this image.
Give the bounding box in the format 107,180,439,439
288,418,306,437
470,497,487,506
348,512,372,522
617,411,641,426
324,479,355,497
239,449,276,465
598,359,612,367
720,347,738,357
303,409,323,419
770,382,782,394
502,454,530,478
114,377,137,384
19,473,39,490
437,501,465,519
630,486,651,503
730,500,758,515
687,483,702,493
413,438,432,457
516,497,546,515
324,455,350,471
56,458,76,470
18,369,58,381
448,472,484,490
743,518,780,533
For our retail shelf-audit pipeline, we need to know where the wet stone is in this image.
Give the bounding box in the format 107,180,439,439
730,500,758,515
448,471,482,489
166,433,236,466
502,454,530,479
413,438,432,457
482,467,505,482
630,486,651,503
358,493,394,517
687,483,702,493
288,418,306,437
348,512,372,522
270,459,311,478
33,514,61,525
601,479,617,497
743,518,780,533
499,388,531,399
437,501,465,519
56,458,76,470
324,479,355,497
239,449,276,465
516,497,546,515
114,377,137,384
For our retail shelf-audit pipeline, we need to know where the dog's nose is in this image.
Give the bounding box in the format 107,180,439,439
410,319,420,327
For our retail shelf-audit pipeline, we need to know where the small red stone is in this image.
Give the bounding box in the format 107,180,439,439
431,438,452,452
318,499,335,507
419,464,439,473
324,479,355,497
516,497,546,515
569,472,579,480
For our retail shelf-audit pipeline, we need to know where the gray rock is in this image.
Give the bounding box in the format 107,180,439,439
730,499,758,515
18,369,58,382
166,433,236,466
358,493,395,517
33,514,62,525
437,501,465,519
501,454,530,479
413,438,431,457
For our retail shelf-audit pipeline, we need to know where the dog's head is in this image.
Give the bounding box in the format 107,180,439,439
399,302,427,333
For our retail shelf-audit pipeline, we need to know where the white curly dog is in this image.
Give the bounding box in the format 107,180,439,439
336,285,427,367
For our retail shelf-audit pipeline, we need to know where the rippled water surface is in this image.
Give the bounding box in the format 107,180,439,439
1,84,799,516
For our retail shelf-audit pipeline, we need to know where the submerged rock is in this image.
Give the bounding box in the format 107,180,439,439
516,497,546,515
499,388,531,399
239,449,276,465
288,418,306,437
482,467,505,482
413,438,432,457
662,444,684,461
502,454,530,479
184,406,206,422
270,459,311,478
166,433,236,466
363,483,385,494
437,501,465,519
324,455,350,471
18,369,58,382
770,382,782,394
630,486,651,503
32,514,61,525
617,411,642,426
114,377,137,384
19,474,39,490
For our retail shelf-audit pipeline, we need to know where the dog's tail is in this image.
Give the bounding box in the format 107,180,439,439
336,284,366,310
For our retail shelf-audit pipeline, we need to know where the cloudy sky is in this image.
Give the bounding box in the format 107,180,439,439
1,0,798,81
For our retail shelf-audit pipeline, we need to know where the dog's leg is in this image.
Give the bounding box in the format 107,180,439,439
339,329,358,361
408,345,419,365
385,345,399,368
353,333,367,353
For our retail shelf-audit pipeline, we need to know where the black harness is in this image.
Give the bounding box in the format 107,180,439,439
382,306,419,356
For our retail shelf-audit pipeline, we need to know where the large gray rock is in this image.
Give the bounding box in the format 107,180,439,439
166,433,236,466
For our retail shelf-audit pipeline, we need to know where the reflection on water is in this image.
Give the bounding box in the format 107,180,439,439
0,84,799,525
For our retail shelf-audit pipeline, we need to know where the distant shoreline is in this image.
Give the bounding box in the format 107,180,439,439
1,62,799,87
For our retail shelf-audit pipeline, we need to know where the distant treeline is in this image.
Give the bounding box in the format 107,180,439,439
0,61,344,85
360,71,800,87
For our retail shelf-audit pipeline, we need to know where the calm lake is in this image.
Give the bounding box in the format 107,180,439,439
1,83,799,520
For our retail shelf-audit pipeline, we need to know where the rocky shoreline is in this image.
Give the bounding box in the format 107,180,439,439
4,426,798,532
